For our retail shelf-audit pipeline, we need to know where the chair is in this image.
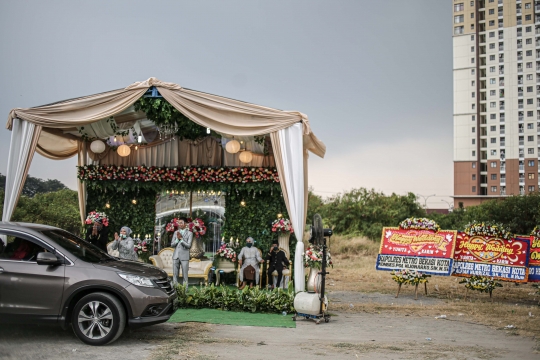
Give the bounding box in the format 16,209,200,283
268,247,292,289
149,247,213,285
236,248,264,287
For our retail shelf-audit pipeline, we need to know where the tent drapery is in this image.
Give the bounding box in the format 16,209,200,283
4,77,326,287
1,118,42,244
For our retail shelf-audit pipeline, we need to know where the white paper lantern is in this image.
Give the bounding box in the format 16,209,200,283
117,144,131,157
225,139,241,154
90,140,106,154
239,150,253,163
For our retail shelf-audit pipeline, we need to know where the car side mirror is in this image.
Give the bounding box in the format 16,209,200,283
37,252,61,266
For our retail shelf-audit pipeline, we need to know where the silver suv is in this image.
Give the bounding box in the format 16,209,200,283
0,222,177,346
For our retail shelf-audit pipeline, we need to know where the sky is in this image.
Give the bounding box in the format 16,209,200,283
0,0,453,209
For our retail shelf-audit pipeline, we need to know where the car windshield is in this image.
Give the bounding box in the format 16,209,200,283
41,229,113,263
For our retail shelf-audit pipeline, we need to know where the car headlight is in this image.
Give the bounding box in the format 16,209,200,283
118,273,155,288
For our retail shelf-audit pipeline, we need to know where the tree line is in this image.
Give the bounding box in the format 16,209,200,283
308,188,540,240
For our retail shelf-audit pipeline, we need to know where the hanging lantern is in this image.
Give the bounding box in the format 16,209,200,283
90,140,106,154
239,150,253,163
225,139,241,154
117,144,131,157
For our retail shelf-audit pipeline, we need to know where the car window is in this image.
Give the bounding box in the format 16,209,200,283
0,235,49,262
41,229,112,263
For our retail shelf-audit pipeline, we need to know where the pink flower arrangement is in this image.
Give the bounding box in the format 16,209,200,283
271,218,293,233
304,245,332,269
215,246,237,262
77,165,280,184
85,211,109,227
189,218,207,238
134,241,148,255
166,218,179,233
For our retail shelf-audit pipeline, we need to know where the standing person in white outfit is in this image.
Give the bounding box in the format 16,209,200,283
171,217,193,291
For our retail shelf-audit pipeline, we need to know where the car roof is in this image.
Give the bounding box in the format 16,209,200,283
0,222,60,231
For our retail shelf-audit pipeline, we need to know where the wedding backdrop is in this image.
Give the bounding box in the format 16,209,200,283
3,78,326,291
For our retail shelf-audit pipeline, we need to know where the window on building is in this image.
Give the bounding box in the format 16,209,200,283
472,127,476,133
527,98,534,104
527,39,533,45
472,104,476,109
472,80,476,87
471,69,475,75
525,3,532,9
490,90,496,96
490,114,497,119
526,15,532,21
491,186,497,193
472,57,476,63
528,160,535,166
490,55,496,61
472,138,476,144
528,86,533,92
491,174,497,180
472,174,476,181
489,31,495,38
472,162,477,168
529,185,535,192
489,66,495,73
491,162,497,168
490,101,496,107
489,20,495,26
528,135,534,141
528,111,534,117
489,9,494,15
529,173,536,179
527,50,533,56
471,35,475,41
455,26,464,35
527,75,534,81
528,123,534,129
528,148,535,154
491,149,497,155
472,150,476,156
454,3,464,12
455,15,464,24
472,115,476,121
472,46,475,52
472,92,476,98
491,138,497,144
472,186,477,193
490,126,496,131
526,26,532,33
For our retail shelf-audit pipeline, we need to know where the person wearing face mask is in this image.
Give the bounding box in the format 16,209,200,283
171,217,193,290
238,237,264,289
111,226,138,261
266,239,290,290
85,219,108,252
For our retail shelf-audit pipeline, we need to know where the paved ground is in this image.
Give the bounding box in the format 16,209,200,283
0,311,537,360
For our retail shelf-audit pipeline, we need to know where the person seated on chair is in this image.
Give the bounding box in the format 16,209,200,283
238,237,264,290
266,239,290,290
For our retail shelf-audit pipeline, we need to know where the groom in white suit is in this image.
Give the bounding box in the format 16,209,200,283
171,218,193,290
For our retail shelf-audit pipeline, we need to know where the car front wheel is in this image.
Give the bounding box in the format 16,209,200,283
71,292,126,346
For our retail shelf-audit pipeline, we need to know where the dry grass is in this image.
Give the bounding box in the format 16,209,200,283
328,235,540,343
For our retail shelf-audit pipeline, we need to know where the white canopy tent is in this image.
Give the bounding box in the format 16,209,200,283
4,78,326,292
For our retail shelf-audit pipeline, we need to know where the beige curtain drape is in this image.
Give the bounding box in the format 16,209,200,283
77,141,87,225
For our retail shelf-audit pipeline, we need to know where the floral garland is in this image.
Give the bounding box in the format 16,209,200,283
390,269,431,285
215,245,237,262
459,276,502,294
399,218,440,232
304,245,332,269
189,218,207,238
464,222,513,240
530,226,540,239
271,218,293,233
166,218,179,233
85,211,109,227
77,165,279,184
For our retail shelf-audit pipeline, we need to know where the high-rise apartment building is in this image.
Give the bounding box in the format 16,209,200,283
453,0,540,207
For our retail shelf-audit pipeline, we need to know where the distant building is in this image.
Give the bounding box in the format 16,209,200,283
426,208,450,215
452,0,539,207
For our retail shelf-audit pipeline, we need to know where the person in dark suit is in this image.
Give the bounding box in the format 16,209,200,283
266,239,290,289
85,220,109,252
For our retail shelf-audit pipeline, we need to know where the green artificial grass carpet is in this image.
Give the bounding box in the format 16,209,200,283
168,308,296,328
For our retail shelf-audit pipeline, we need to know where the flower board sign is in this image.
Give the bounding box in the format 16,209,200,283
376,227,457,276
527,235,540,282
452,232,530,283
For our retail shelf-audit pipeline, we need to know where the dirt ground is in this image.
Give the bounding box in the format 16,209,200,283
0,301,538,360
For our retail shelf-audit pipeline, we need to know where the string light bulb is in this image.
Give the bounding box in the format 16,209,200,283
132,198,137,205
105,202,110,209
206,127,211,134
240,199,246,207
